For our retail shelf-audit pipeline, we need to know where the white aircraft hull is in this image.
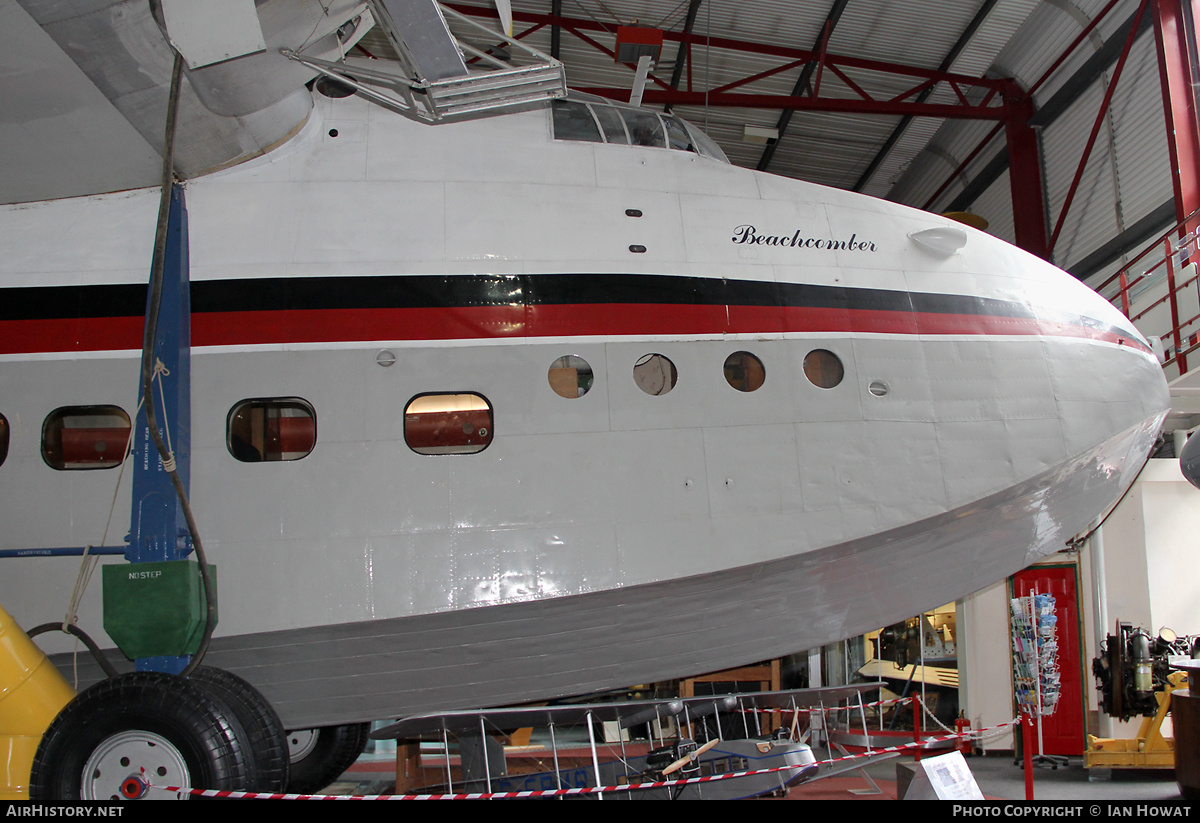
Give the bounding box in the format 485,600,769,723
0,92,1169,729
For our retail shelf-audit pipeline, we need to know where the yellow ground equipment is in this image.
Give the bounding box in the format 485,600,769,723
1086,620,1198,769
0,604,75,799
1085,671,1185,768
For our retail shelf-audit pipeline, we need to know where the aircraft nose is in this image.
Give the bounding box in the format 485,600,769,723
1046,276,1170,456
1028,283,1172,531
908,223,1168,453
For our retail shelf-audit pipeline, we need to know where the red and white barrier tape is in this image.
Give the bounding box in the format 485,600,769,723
159,718,1017,800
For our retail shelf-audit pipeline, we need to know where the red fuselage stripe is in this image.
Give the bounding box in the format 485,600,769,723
0,304,1143,355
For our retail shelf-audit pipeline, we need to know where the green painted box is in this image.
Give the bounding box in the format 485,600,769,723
102,561,216,659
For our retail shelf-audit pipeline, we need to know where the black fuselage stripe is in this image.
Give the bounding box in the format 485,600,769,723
0,273,1042,321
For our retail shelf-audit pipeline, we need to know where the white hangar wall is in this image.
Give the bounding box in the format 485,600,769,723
960,458,1200,752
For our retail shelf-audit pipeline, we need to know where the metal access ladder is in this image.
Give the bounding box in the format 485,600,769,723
285,1,566,123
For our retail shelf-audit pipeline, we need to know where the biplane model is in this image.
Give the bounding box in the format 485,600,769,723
0,0,1169,800
371,683,896,800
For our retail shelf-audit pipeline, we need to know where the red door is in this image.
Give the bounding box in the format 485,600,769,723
1011,565,1087,756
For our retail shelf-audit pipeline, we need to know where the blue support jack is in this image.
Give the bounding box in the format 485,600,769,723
101,182,214,675
128,182,192,568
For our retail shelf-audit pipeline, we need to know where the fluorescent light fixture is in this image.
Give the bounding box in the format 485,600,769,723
742,125,779,145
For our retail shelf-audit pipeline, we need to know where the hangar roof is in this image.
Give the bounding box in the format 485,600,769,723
0,0,1172,279
419,1,1170,278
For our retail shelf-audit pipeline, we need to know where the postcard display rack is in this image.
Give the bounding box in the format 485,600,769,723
1011,591,1064,766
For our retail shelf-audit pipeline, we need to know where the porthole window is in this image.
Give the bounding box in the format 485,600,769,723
723,351,765,392
0,414,9,467
548,355,594,398
803,349,844,389
227,398,316,462
633,353,677,396
42,406,131,470
405,393,493,455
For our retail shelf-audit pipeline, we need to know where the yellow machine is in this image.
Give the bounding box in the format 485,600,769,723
1085,671,1185,768
0,604,75,799
1086,621,1197,769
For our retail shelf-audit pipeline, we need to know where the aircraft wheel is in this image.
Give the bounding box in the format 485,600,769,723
28,671,251,800
188,667,289,793
285,722,371,794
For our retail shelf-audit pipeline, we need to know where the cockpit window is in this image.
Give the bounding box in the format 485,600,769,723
551,97,729,163
663,116,694,152
621,109,666,148
551,100,601,142
683,122,727,162
592,104,629,144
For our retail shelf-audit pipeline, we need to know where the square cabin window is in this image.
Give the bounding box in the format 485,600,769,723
404,393,493,455
42,406,131,470
227,398,316,462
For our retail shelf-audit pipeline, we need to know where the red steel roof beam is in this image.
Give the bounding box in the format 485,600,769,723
920,122,1005,211
464,21,546,64
1005,83,1049,259
573,88,1008,120
1152,0,1200,373
889,78,938,104
1029,0,1125,97
663,0,703,113
824,64,874,101
707,59,808,96
444,3,1010,104
916,0,1125,217
1047,0,1149,257
1152,0,1200,224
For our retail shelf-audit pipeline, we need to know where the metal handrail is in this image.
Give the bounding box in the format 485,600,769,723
285,2,565,124
1099,206,1200,374
1097,206,1200,296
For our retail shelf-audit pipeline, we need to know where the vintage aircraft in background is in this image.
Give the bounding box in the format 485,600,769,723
367,687,874,800
365,683,919,800
0,0,1169,800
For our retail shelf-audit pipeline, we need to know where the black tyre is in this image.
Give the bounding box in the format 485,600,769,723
29,671,252,800
188,667,289,793
285,722,371,794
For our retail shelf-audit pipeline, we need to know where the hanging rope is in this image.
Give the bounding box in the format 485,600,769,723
152,359,177,473
141,51,216,679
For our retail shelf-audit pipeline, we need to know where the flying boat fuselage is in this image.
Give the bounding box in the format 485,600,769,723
0,90,1169,728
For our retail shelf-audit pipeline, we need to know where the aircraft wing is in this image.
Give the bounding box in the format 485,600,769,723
0,0,372,206
1,1,559,206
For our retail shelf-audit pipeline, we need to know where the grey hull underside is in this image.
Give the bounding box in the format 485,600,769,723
209,418,1154,727
52,417,1155,730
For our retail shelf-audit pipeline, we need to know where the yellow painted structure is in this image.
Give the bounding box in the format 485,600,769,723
1085,671,1186,770
0,605,75,800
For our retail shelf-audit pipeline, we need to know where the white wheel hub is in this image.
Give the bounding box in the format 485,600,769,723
81,730,190,800
287,729,319,762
